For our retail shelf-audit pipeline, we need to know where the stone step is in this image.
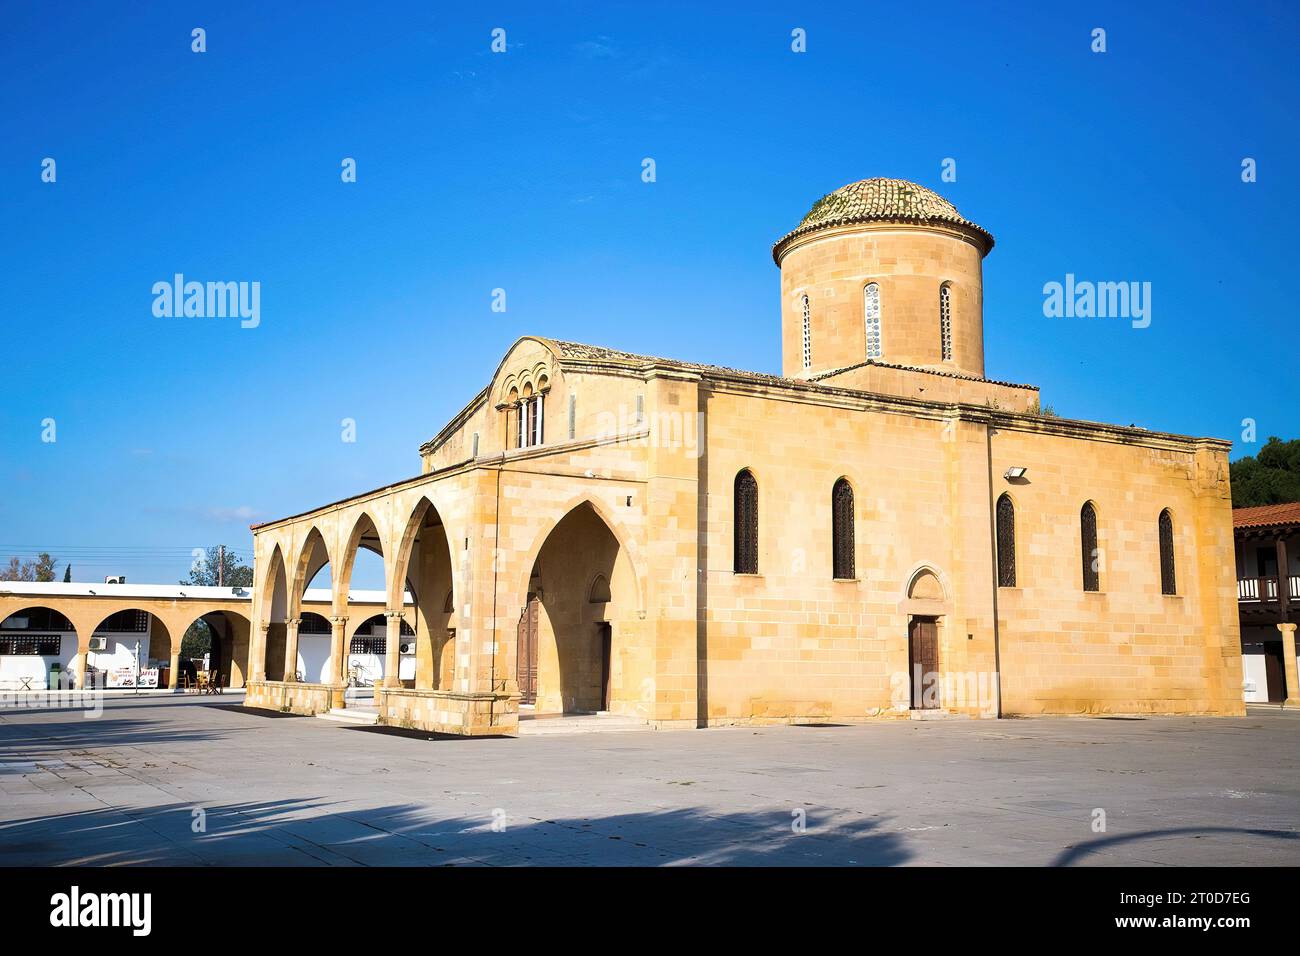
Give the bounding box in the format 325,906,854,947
518,714,652,736
317,706,380,726
909,708,953,721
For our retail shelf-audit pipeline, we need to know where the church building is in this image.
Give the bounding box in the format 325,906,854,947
242,178,1245,734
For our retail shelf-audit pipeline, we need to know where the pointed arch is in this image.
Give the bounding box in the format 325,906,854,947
1158,508,1176,595
832,477,855,580
734,469,759,574
514,494,647,616
995,493,1016,588
336,511,385,611
288,526,331,617
1080,501,1100,592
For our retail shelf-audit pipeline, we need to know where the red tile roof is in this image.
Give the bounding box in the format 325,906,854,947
1233,502,1300,529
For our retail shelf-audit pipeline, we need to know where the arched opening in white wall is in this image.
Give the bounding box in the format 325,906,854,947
0,607,77,691
87,608,171,689
178,609,252,689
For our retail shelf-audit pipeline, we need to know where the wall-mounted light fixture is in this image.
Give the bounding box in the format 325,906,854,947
1004,466,1028,480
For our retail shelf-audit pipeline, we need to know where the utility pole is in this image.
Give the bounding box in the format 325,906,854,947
218,545,225,587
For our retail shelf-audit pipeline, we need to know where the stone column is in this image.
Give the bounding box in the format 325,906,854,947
1279,622,1299,707
328,615,348,686
383,611,404,688
168,646,182,690
73,633,91,690
282,618,302,682
251,623,269,682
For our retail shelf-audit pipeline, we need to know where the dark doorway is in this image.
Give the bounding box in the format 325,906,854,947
1264,642,1286,703
597,623,612,711
908,616,940,709
517,593,539,705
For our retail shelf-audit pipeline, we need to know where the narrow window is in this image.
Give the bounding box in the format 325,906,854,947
1081,502,1099,592
471,432,479,457
939,284,953,361
734,469,759,574
801,294,812,369
864,283,882,359
515,400,525,449
533,393,545,445
1159,509,1176,595
568,393,576,439
996,493,1016,587
832,478,855,579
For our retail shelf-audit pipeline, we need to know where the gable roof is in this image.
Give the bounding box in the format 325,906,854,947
1233,502,1300,530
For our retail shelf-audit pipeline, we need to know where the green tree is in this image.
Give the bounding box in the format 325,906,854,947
0,552,58,582
1231,437,1300,507
181,546,253,588
63,564,72,583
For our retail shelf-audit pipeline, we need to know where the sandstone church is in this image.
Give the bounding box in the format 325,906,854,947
241,178,1245,734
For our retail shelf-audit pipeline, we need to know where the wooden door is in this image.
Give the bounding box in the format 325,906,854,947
1264,645,1285,703
516,594,539,704
598,623,612,711
908,617,940,709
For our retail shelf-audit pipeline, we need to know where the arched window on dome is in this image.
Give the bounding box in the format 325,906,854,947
864,283,882,359
801,294,812,370
939,283,953,362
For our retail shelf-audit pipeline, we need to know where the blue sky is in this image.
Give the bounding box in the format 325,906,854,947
1,1,1296,586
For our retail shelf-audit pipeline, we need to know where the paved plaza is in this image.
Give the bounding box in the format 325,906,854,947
1,696,1297,866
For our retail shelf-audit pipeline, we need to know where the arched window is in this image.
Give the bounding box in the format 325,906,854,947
801,294,812,369
832,478,855,579
1159,509,1176,595
996,493,1016,587
864,283,882,359
1081,502,1099,592
939,284,953,361
734,469,759,574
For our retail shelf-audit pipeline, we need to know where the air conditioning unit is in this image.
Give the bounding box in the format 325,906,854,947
104,575,126,585
88,636,109,651
399,641,416,656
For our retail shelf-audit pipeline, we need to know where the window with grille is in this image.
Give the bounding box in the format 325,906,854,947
864,283,882,359
1159,509,1176,595
832,478,855,579
299,613,331,634
1081,502,1099,592
801,294,812,369
1,608,73,631
96,609,148,633
349,636,386,655
734,469,759,574
996,494,1016,587
0,635,61,655
939,284,953,361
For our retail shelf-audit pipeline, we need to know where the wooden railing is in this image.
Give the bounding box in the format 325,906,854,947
1238,575,1300,602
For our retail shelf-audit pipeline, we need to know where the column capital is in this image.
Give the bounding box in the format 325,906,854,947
330,615,349,626
384,609,406,620
285,617,303,628
1278,622,1297,634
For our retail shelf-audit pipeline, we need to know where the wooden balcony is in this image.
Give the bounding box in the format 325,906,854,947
1237,575,1300,603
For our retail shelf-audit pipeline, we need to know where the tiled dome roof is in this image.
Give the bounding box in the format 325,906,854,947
773,178,993,261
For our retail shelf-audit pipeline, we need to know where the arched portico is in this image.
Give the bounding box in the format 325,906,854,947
514,501,644,716
387,496,457,691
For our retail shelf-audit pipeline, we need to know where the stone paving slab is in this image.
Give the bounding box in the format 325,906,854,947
0,697,1296,866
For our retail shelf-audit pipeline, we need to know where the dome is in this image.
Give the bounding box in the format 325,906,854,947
772,178,994,262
